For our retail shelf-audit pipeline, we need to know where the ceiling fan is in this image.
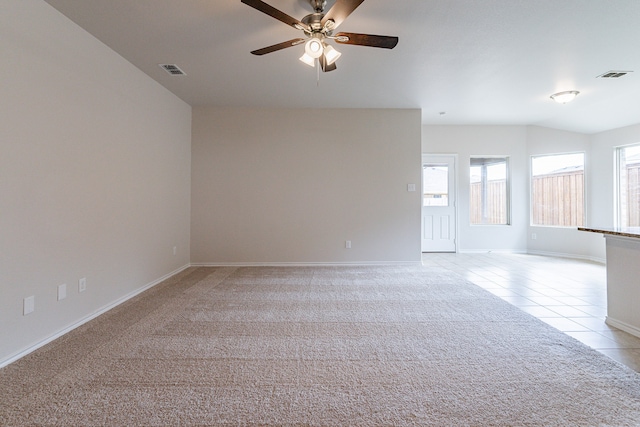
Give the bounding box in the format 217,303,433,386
241,0,398,72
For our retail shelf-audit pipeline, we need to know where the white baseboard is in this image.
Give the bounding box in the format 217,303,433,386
0,264,191,369
457,249,528,254
191,261,423,267
526,250,606,264
435,249,605,264
606,317,640,339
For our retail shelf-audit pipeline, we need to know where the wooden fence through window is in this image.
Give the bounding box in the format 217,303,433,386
532,170,584,226
470,168,640,226
470,180,506,224
626,163,640,226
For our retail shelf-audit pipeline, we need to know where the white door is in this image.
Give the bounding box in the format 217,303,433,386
422,155,457,252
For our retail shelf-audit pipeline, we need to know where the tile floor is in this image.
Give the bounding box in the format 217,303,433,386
422,252,640,373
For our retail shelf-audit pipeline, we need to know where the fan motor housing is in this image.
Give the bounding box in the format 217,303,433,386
302,12,326,32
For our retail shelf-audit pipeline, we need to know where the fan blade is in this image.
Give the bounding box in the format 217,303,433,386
251,38,306,55
335,32,398,49
320,54,337,72
321,0,365,29
241,0,310,31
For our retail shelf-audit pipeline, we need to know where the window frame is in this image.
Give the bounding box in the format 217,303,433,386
469,156,511,226
530,151,586,228
614,143,640,228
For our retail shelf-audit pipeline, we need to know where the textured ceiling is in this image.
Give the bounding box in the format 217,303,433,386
44,0,640,134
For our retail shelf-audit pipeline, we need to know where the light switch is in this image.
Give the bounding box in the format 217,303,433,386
407,183,416,192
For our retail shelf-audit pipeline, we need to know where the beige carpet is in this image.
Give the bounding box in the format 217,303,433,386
2,266,640,426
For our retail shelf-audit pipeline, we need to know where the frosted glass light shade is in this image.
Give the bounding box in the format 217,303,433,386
305,38,324,59
299,53,316,67
323,44,341,65
550,90,579,104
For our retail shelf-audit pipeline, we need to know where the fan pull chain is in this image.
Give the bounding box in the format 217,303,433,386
316,59,320,86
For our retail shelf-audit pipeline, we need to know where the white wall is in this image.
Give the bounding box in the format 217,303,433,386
0,1,192,365
422,126,529,252
526,126,604,260
191,107,422,264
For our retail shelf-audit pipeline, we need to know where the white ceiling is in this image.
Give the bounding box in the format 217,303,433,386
43,0,640,134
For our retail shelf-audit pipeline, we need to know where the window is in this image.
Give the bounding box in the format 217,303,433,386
423,164,449,206
470,157,509,225
531,153,584,227
616,144,640,227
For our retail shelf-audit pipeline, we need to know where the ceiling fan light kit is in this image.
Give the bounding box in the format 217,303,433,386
241,0,398,73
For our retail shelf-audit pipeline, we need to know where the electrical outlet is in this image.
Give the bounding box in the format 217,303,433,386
58,284,67,301
79,277,86,292
173,246,177,256
23,296,35,315
531,233,537,240
346,240,352,249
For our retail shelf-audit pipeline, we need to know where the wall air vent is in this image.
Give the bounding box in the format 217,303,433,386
597,70,632,78
159,64,186,76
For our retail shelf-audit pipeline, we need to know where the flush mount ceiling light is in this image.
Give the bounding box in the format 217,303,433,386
550,90,580,104
241,0,398,73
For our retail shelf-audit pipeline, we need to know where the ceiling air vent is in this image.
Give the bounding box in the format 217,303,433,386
159,64,186,76
597,70,632,78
